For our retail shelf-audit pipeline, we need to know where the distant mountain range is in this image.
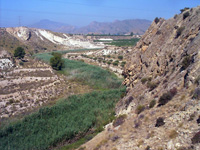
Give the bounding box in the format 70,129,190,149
28,19,151,35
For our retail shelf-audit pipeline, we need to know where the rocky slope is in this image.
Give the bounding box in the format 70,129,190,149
0,27,103,53
79,6,200,150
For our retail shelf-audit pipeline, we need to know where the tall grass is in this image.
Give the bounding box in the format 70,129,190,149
0,88,125,150
0,52,124,150
34,53,122,90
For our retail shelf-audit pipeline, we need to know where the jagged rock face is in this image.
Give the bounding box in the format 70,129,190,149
113,6,200,149
123,9,199,89
6,27,31,41
120,7,200,113
79,6,200,150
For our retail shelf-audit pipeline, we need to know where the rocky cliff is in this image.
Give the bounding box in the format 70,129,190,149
80,6,200,150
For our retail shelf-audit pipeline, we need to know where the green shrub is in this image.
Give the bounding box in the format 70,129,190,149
176,26,185,38
154,17,159,24
141,77,152,84
50,53,65,70
118,55,123,60
158,92,172,106
147,81,159,91
181,55,191,70
107,61,111,65
180,7,190,13
135,105,145,114
155,117,165,127
14,47,25,59
149,100,156,108
183,11,190,19
158,88,177,106
113,114,127,127
19,61,24,66
113,61,119,66
120,61,126,67
9,99,14,104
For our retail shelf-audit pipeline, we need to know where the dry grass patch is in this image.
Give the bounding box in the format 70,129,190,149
169,129,178,139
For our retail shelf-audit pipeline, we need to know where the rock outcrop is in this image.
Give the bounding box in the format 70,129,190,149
0,50,14,70
0,27,104,53
79,6,200,150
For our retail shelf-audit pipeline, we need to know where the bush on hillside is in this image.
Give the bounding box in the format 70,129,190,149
149,99,156,108
135,105,145,114
183,11,190,19
155,117,165,127
181,55,191,70
118,55,123,60
14,47,25,59
147,81,159,91
180,7,190,13
158,88,177,106
176,26,185,38
141,77,152,84
50,52,64,70
113,114,127,127
154,17,160,24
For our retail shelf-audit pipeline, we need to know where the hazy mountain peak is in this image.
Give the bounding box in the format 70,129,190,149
29,19,151,35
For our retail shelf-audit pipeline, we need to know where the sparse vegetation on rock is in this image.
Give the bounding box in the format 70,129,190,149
113,114,127,127
158,88,177,106
141,77,152,84
181,55,191,70
155,117,165,127
191,131,200,144
176,26,185,38
183,11,190,19
180,7,190,13
169,130,178,139
149,99,156,108
135,105,145,114
147,81,159,91
154,17,160,24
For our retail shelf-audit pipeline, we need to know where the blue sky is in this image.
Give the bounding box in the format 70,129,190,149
0,0,199,27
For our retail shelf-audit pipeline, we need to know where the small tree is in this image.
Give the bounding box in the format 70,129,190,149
50,53,64,70
118,55,123,60
14,47,25,59
154,17,160,24
130,32,134,36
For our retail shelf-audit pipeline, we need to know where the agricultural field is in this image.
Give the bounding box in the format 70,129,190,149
94,38,139,47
